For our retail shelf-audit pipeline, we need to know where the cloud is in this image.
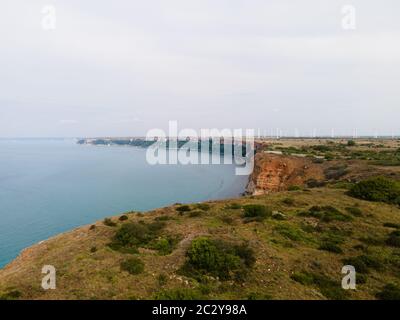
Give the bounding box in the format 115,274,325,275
0,0,399,137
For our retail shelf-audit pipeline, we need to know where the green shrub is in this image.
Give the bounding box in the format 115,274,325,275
282,198,295,206
298,206,352,222
291,271,347,300
90,246,97,253
109,221,165,253
342,255,383,274
348,176,400,205
275,224,308,242
272,211,286,220
376,284,400,300
246,292,273,300
386,230,400,247
0,290,22,300
318,242,343,254
154,288,204,300
243,204,271,219
152,236,180,255
291,272,314,285
359,236,384,246
345,207,363,217
119,215,128,221
157,273,168,286
306,179,326,188
120,257,144,275
288,185,302,191
176,205,191,213
226,203,242,209
182,237,255,281
103,218,117,227
383,222,400,229
347,140,356,147
324,165,349,180
188,210,203,218
195,203,211,211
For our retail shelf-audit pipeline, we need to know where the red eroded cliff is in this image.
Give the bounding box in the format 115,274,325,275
246,153,324,195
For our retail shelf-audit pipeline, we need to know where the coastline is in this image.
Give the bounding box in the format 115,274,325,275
0,141,251,270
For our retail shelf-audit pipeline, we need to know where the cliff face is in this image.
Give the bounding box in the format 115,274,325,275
247,153,324,195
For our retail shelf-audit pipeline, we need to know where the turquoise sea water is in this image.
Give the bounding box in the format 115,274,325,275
0,139,248,268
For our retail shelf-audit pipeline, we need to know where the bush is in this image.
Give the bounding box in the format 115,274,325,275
195,203,211,211
109,221,165,253
157,273,168,286
345,207,363,217
376,284,400,300
226,203,242,209
119,215,128,221
383,222,400,229
347,140,356,147
318,242,343,254
120,257,144,275
183,237,255,281
342,255,383,274
176,205,191,213
288,185,302,191
324,165,349,180
306,179,326,188
103,218,117,227
0,290,22,300
275,224,308,242
188,210,203,218
386,230,400,247
282,198,295,206
348,176,400,205
291,271,347,300
243,204,271,219
152,236,180,255
298,206,352,222
291,272,314,285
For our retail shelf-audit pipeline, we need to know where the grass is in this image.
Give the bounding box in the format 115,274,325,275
2,184,400,300
154,288,204,300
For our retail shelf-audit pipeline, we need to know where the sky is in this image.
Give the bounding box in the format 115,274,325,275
0,0,399,137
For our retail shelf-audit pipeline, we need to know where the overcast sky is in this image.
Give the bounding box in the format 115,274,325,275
0,0,399,137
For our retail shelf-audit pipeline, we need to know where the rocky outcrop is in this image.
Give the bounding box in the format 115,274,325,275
246,153,324,195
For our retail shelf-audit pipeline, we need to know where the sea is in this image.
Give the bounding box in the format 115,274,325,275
0,139,248,268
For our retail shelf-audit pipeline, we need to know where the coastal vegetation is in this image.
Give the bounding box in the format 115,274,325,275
2,138,400,300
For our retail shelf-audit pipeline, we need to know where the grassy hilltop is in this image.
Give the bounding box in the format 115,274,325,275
1,139,400,300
